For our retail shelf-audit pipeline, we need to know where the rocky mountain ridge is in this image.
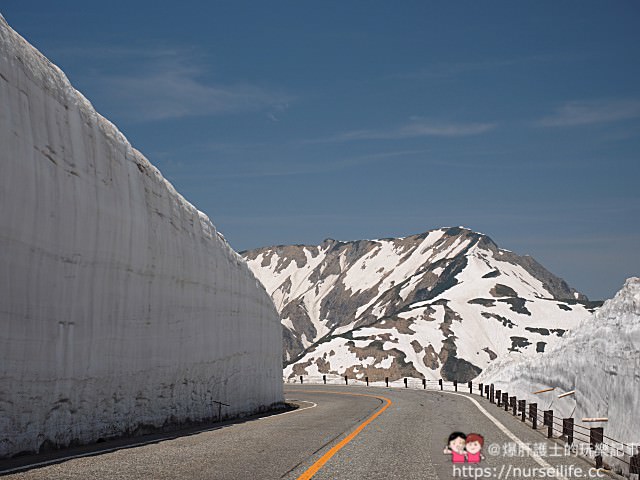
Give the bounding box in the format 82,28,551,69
242,227,600,382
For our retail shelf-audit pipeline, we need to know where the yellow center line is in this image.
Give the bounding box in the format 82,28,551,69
295,390,393,480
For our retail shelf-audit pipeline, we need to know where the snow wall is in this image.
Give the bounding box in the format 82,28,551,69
478,277,640,450
0,15,282,458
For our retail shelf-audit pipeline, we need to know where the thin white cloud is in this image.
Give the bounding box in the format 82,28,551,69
392,59,521,80
390,53,569,81
307,120,496,144
52,44,188,60
165,148,432,180
538,99,640,127
343,122,496,140
66,45,293,122
98,63,292,121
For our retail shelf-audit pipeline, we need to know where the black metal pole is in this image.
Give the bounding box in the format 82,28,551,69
630,450,640,476
563,418,574,446
544,410,553,438
590,427,604,469
529,403,537,429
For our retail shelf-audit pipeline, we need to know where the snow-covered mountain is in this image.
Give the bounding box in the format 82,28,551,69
242,227,600,382
0,14,281,457
478,277,639,448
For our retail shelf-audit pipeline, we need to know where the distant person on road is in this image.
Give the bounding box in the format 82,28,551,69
443,432,467,463
465,433,485,463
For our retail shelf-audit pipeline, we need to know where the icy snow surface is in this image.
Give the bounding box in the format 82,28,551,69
478,277,640,446
0,15,282,458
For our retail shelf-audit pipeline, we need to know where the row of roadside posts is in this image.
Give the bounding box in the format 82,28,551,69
478,382,605,469
296,375,640,475
300,375,468,391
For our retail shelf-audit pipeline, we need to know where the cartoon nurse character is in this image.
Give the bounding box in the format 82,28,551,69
465,433,485,463
443,432,467,463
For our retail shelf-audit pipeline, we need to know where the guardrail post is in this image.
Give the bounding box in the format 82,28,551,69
590,427,604,469
479,383,483,395
404,378,408,388
323,375,326,384
485,385,490,399
490,384,495,403
213,400,230,420
519,400,526,422
366,376,369,386
503,393,509,412
454,380,458,392
468,381,473,394
563,418,574,445
496,389,502,407
529,403,538,429
630,449,640,476
385,377,389,387
439,379,443,390
345,375,348,385
423,378,426,389
511,396,517,416
544,410,553,438
300,375,303,384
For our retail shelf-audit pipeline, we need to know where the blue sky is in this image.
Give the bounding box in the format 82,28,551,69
2,1,639,299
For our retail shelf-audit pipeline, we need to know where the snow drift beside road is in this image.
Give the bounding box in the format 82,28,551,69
478,277,640,446
0,14,282,458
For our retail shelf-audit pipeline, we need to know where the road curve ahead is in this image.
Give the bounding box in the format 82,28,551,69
2,385,599,479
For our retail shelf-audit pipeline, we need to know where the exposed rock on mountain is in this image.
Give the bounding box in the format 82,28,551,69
242,227,598,382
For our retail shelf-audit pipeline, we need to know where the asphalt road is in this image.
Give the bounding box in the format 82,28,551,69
2,385,602,479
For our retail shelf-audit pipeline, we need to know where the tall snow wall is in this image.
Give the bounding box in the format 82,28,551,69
478,277,640,449
0,15,282,458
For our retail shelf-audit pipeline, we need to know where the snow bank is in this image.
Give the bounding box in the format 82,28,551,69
478,277,640,447
0,15,282,457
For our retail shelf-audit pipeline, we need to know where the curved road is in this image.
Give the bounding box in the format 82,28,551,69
2,385,599,479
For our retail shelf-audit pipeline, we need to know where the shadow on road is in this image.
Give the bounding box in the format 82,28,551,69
0,402,299,476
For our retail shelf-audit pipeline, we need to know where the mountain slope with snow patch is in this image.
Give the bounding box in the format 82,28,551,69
243,227,598,382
